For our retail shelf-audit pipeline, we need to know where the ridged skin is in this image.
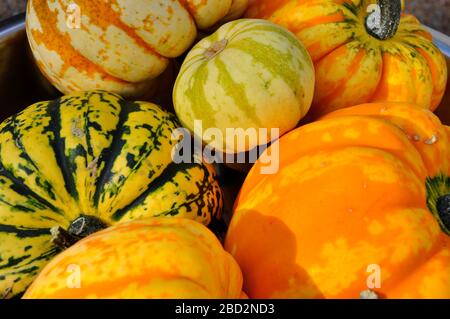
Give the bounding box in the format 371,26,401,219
0,91,222,298
174,19,315,153
23,218,243,299
26,0,248,97
246,0,448,119
225,102,450,298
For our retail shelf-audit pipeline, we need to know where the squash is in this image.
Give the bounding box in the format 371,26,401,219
0,91,222,298
246,0,448,119
23,218,243,299
26,0,248,98
225,102,450,298
173,19,315,154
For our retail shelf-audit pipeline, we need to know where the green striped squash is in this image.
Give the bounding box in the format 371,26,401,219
0,91,222,298
173,19,315,154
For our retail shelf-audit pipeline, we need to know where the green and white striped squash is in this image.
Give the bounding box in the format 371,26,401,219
173,19,315,154
0,91,222,298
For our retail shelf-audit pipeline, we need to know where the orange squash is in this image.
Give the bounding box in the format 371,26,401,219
246,0,448,119
24,218,244,299
225,102,450,298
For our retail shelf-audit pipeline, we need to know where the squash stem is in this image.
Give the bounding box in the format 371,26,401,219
360,289,379,299
51,215,108,250
436,194,450,234
365,0,401,40
426,174,450,236
50,226,81,250
203,39,228,59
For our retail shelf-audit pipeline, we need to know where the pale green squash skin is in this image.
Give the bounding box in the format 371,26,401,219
173,19,315,153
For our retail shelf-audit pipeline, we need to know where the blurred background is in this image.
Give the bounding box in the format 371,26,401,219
0,0,449,35
406,0,449,35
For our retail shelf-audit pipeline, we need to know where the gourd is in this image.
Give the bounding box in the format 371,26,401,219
26,0,248,98
225,102,450,298
173,19,315,154
246,0,448,119
24,218,243,299
0,91,222,298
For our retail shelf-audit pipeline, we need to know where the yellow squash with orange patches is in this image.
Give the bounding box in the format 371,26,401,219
24,218,244,299
225,102,450,298
246,0,448,119
26,0,248,97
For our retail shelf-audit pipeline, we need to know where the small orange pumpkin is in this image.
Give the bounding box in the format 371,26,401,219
246,0,448,119
24,218,244,299
225,102,450,298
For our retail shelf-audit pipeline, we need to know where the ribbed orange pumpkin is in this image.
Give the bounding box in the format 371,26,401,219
225,102,450,298
246,0,448,119
24,218,244,299
26,0,248,98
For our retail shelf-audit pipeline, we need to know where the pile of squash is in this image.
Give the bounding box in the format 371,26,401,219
0,0,448,299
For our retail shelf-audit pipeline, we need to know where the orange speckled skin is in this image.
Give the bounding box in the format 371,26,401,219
24,218,244,299
246,0,448,119
225,102,450,299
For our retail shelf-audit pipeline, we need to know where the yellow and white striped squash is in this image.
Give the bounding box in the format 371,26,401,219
173,19,315,154
0,91,222,298
26,0,248,98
